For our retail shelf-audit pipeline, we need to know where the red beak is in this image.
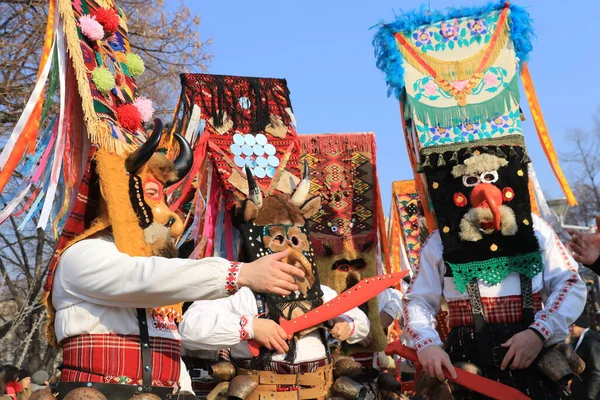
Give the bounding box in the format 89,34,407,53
470,184,503,231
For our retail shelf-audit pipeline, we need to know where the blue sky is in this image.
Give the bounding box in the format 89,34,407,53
189,0,599,212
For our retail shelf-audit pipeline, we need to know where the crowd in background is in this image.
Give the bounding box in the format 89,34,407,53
0,366,50,400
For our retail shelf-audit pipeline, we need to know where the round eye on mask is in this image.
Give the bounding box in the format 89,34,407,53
143,181,162,200
480,170,499,184
335,264,351,272
462,174,480,187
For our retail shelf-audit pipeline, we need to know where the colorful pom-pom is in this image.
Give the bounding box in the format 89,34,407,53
79,15,105,41
91,67,115,94
126,53,145,78
116,104,142,132
133,97,154,123
94,8,120,34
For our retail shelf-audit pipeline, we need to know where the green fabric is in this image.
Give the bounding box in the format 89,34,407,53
406,75,520,128
448,251,543,293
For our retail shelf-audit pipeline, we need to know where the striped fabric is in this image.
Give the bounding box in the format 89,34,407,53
448,293,543,329
61,333,181,388
235,357,329,374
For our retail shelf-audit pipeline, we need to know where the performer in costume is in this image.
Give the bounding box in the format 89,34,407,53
180,167,370,400
372,2,586,398
0,2,303,399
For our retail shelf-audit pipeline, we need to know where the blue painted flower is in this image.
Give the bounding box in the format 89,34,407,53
467,19,487,36
457,122,480,137
429,126,451,141
490,116,510,129
412,29,432,47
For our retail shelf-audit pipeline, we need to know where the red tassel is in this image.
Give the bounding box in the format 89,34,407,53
116,104,142,132
94,8,120,34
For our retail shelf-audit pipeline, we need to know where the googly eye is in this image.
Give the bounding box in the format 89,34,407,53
462,174,480,187
480,170,499,184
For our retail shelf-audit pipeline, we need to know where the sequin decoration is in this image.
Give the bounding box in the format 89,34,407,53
230,133,281,178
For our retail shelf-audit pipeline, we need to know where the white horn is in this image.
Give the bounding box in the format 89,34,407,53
245,165,263,209
291,160,311,206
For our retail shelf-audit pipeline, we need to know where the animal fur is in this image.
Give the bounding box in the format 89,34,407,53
459,205,518,242
451,154,508,178
144,153,177,184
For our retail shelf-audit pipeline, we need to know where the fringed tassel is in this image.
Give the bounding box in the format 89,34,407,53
299,133,375,155
436,154,446,167
406,76,520,128
396,8,510,82
496,147,507,158
509,146,518,159
449,151,459,164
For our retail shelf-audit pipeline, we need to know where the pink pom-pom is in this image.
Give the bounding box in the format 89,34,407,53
133,97,155,123
79,15,105,41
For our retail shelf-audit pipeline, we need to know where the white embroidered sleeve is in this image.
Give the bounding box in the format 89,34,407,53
403,231,445,353
56,236,240,308
180,287,257,350
530,215,586,345
321,285,370,344
379,288,404,321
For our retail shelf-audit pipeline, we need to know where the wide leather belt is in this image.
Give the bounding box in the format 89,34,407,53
238,364,333,400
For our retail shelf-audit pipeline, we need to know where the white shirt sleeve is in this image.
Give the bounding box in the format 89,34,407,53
178,359,193,393
56,235,240,309
321,286,370,344
402,231,445,353
180,287,258,351
530,215,587,345
378,288,404,321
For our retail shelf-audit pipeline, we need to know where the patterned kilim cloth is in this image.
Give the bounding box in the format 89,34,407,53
299,133,387,353
179,74,302,210
390,180,426,273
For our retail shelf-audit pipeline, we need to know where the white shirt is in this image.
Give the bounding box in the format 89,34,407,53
404,213,587,352
52,233,237,342
180,286,370,363
378,288,404,320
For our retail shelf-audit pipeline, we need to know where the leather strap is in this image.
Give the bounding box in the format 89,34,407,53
137,308,153,391
239,365,332,386
466,278,486,333
255,387,327,400
520,274,535,326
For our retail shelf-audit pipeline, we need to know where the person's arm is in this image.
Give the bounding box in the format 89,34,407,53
403,232,445,352
56,237,242,308
179,289,255,350
379,288,403,327
178,360,193,393
568,216,600,272
321,286,370,344
529,216,587,345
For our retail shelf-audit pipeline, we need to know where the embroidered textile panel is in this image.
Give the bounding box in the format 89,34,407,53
180,74,301,209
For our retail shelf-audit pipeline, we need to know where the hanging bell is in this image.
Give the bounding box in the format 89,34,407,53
449,151,459,164
521,151,532,164
464,148,474,158
496,147,507,158
509,146,518,159
437,154,446,167
421,156,432,169
227,375,257,400
332,377,367,400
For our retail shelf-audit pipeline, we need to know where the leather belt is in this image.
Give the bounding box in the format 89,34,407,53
137,307,153,391
238,364,333,400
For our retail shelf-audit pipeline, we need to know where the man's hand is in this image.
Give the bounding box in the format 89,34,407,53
330,317,353,341
252,318,289,354
568,216,600,265
237,250,305,295
500,329,543,370
417,345,457,382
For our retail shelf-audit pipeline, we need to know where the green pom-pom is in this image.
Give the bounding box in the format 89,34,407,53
126,53,145,78
91,67,115,93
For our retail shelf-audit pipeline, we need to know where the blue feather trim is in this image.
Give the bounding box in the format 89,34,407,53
372,1,535,99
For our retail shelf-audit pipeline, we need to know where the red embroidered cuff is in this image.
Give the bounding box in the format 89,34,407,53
239,316,251,340
530,320,551,342
415,337,442,354
225,262,242,296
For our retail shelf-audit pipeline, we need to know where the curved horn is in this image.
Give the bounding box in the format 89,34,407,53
126,118,163,174
166,133,194,186
291,159,310,206
245,165,263,208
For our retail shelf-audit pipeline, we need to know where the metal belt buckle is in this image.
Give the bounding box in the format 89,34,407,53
492,346,508,368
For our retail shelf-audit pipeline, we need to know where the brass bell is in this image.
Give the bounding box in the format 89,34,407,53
334,357,363,378
332,376,367,400
210,361,237,382
556,342,586,375
207,382,230,400
29,389,55,400
63,387,108,400
127,394,162,400
535,347,574,383
226,375,257,400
